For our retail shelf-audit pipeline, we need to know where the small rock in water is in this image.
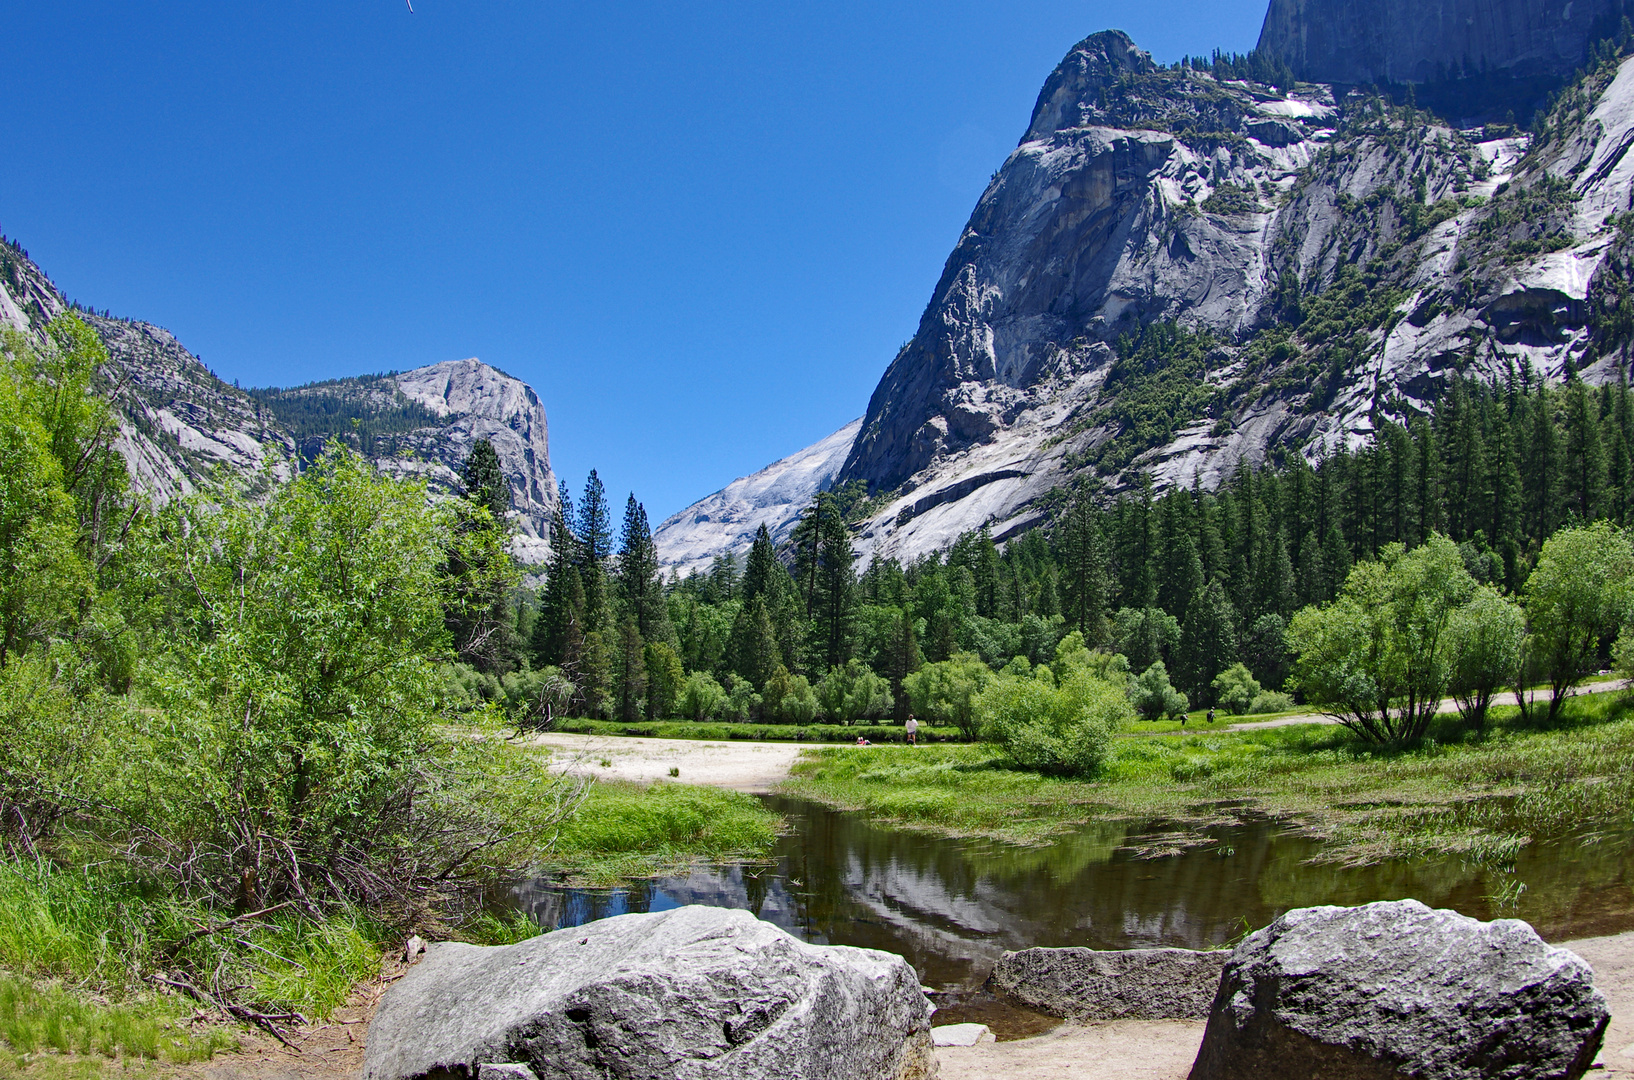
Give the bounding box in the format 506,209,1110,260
931,1024,995,1047
1188,900,1610,1080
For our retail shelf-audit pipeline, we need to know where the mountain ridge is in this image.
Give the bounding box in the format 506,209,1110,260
0,240,559,562
658,21,1634,572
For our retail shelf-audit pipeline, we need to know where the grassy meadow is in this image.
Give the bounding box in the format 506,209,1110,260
781,693,1634,868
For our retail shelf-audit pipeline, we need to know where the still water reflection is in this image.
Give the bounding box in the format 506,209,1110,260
508,795,1634,992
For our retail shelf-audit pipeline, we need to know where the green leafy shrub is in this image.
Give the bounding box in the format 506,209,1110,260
1249,690,1295,714
1129,661,1190,721
976,669,1130,776
1213,662,1261,715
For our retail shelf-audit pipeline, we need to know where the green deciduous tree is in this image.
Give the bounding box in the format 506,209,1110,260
814,659,893,725
1287,535,1476,745
137,443,519,909
1129,661,1189,721
1447,585,1525,731
679,671,728,721
902,652,993,739
1212,662,1261,716
1523,521,1634,721
644,640,685,720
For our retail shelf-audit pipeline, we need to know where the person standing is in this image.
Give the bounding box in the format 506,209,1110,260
905,715,919,746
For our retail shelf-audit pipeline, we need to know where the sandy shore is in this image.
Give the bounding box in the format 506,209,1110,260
527,731,823,793
937,930,1634,1079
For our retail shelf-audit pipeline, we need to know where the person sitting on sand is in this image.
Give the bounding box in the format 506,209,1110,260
905,715,919,746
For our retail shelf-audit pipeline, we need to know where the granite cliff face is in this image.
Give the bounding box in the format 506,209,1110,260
1257,0,1622,85
661,27,1634,571
0,242,558,562
651,419,861,578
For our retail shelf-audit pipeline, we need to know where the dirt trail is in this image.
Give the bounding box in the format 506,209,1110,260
1187,677,1629,734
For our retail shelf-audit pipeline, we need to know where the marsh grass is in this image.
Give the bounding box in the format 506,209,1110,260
544,781,782,885
782,693,1634,867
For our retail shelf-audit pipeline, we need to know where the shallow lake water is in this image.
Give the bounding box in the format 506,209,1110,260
507,794,1634,1000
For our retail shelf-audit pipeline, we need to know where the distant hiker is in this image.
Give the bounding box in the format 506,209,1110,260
1207,707,1216,724
905,716,919,745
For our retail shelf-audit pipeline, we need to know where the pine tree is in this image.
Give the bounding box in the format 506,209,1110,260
882,609,923,721
1177,578,1238,703
1527,382,1561,540
726,595,782,690
461,439,509,523
1055,496,1110,645
1563,378,1606,522
531,496,581,668
1156,496,1204,622
742,524,785,604
577,470,613,565
812,497,856,670
615,617,647,723
576,470,614,648
617,495,666,640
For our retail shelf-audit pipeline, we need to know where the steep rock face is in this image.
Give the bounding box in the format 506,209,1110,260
0,241,558,562
808,32,1634,567
258,360,560,563
1257,0,1619,85
653,419,861,575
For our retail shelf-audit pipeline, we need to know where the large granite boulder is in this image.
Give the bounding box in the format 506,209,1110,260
363,905,937,1080
1188,900,1609,1080
989,946,1229,1020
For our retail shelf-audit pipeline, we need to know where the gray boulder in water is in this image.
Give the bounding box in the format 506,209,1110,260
362,905,938,1080
989,946,1229,1020
1188,900,1609,1080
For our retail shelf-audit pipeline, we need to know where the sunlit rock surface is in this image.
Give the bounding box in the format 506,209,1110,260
0,245,558,563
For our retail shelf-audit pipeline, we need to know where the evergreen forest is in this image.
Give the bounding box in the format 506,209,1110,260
509,362,1634,740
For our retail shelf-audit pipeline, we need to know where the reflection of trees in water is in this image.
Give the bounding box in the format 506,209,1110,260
505,798,1634,991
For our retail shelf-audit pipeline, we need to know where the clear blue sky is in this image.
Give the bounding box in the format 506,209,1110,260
1,0,1265,521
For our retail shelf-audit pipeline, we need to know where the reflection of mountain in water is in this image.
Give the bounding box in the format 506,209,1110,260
508,797,1634,991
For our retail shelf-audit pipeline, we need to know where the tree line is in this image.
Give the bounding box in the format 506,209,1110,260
497,363,1634,735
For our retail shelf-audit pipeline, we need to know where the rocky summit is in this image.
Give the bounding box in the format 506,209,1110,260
660,12,1634,572
0,241,559,562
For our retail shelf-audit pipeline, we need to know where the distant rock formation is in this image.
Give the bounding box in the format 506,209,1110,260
1257,0,1622,86
653,419,860,575
814,31,1634,566
0,241,558,562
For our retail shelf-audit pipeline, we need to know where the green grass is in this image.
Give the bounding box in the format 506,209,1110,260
781,693,1634,868
0,975,234,1065
549,718,963,743
0,859,382,1022
544,780,782,885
